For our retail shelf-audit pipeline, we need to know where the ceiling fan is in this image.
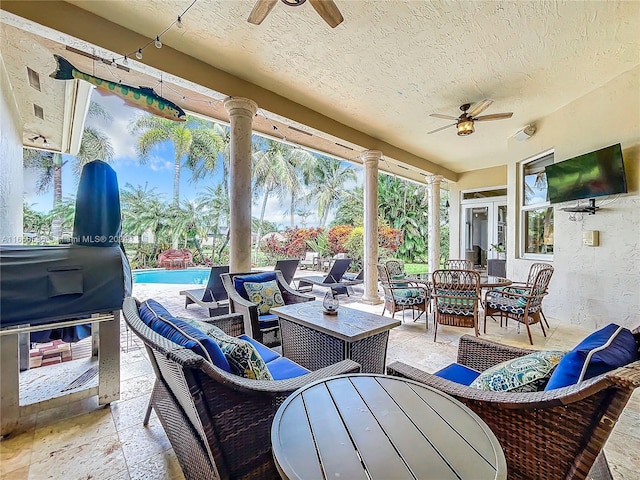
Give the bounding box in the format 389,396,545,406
248,0,344,28
428,99,513,136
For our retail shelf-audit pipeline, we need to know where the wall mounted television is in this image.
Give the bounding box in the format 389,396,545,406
546,143,627,204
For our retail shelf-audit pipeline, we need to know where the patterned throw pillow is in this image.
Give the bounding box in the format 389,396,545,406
202,324,273,380
243,280,284,315
470,350,565,392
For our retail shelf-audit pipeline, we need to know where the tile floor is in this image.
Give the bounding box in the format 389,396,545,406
1,278,638,479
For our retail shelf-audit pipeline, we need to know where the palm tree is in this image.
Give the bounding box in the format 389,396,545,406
196,184,230,263
73,101,114,176
251,139,312,260
120,183,168,265
306,158,357,227
23,149,66,238
130,115,224,206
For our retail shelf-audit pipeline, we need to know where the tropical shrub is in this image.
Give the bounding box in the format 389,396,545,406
327,225,353,254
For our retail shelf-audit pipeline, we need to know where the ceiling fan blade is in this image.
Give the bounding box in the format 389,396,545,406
308,0,344,28
467,99,494,117
427,123,457,134
474,112,514,121
430,113,458,120
248,0,278,25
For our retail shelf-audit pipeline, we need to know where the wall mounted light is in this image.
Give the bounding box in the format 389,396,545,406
29,135,49,147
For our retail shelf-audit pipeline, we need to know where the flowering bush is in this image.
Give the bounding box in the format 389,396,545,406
260,227,323,261
327,225,353,254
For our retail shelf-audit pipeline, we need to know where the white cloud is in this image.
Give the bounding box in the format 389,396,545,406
149,156,173,172
87,91,140,160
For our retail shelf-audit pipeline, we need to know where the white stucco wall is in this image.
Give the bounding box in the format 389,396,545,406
451,66,640,330
0,54,24,244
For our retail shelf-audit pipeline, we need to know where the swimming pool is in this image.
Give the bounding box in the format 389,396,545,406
132,268,211,284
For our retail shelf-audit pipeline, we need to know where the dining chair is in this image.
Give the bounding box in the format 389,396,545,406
431,269,481,341
505,262,553,327
443,259,474,270
484,264,554,344
377,263,429,324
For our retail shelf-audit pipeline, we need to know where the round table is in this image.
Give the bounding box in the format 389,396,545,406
271,374,507,480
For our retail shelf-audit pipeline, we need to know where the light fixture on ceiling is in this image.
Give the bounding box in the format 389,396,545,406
176,16,184,28
457,119,475,136
154,36,163,49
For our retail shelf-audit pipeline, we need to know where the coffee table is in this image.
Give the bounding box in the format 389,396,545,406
270,301,400,374
271,374,507,480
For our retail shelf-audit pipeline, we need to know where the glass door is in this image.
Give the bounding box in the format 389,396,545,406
461,200,507,270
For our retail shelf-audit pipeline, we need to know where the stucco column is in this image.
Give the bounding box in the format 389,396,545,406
224,97,258,272
427,175,442,273
361,150,383,305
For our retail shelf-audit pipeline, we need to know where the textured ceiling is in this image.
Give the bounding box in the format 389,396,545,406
3,0,639,177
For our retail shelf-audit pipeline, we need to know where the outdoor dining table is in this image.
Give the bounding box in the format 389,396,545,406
403,274,512,289
271,374,507,480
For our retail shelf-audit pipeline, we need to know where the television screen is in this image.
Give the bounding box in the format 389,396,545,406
546,143,627,204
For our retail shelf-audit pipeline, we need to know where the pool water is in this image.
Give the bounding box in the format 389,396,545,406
132,268,211,284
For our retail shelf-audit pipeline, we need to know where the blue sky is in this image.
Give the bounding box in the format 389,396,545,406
24,88,362,227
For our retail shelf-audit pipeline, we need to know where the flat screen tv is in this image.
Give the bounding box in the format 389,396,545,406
546,143,627,204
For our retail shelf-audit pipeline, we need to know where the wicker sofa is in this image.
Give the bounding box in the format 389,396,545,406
122,297,360,480
387,330,640,480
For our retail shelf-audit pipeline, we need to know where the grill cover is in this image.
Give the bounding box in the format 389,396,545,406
0,245,127,329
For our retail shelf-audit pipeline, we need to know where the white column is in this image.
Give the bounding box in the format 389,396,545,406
224,97,258,272
361,150,383,305
427,175,443,273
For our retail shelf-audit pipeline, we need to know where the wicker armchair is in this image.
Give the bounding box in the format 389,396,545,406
443,258,474,270
506,262,553,327
122,297,360,480
387,330,640,480
377,263,429,323
431,269,481,341
221,270,314,347
484,264,554,344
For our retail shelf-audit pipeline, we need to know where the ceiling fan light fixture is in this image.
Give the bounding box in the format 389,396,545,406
457,119,474,136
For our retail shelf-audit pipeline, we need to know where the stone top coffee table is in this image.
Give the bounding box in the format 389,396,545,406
271,301,400,374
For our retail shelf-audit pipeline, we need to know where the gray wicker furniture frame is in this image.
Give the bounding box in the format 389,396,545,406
387,330,640,480
122,297,360,480
431,269,481,341
271,301,400,374
221,270,314,347
484,264,554,344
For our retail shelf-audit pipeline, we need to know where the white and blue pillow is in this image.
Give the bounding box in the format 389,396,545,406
545,323,637,390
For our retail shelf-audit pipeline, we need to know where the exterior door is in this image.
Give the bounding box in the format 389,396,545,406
461,200,506,270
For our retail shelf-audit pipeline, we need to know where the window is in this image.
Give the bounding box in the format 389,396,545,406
521,152,554,256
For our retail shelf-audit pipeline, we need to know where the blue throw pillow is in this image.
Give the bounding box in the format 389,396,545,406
233,272,278,300
545,323,637,390
139,299,230,372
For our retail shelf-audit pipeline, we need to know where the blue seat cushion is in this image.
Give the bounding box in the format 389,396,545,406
434,363,481,386
266,356,310,380
139,299,231,372
233,272,278,300
545,323,638,390
239,334,280,363
258,313,280,329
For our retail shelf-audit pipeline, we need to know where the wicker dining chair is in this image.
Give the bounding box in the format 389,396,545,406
431,269,481,341
377,263,429,324
387,328,640,480
506,262,553,327
484,264,554,344
443,258,474,270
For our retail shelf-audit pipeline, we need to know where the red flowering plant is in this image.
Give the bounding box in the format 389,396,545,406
327,225,354,255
